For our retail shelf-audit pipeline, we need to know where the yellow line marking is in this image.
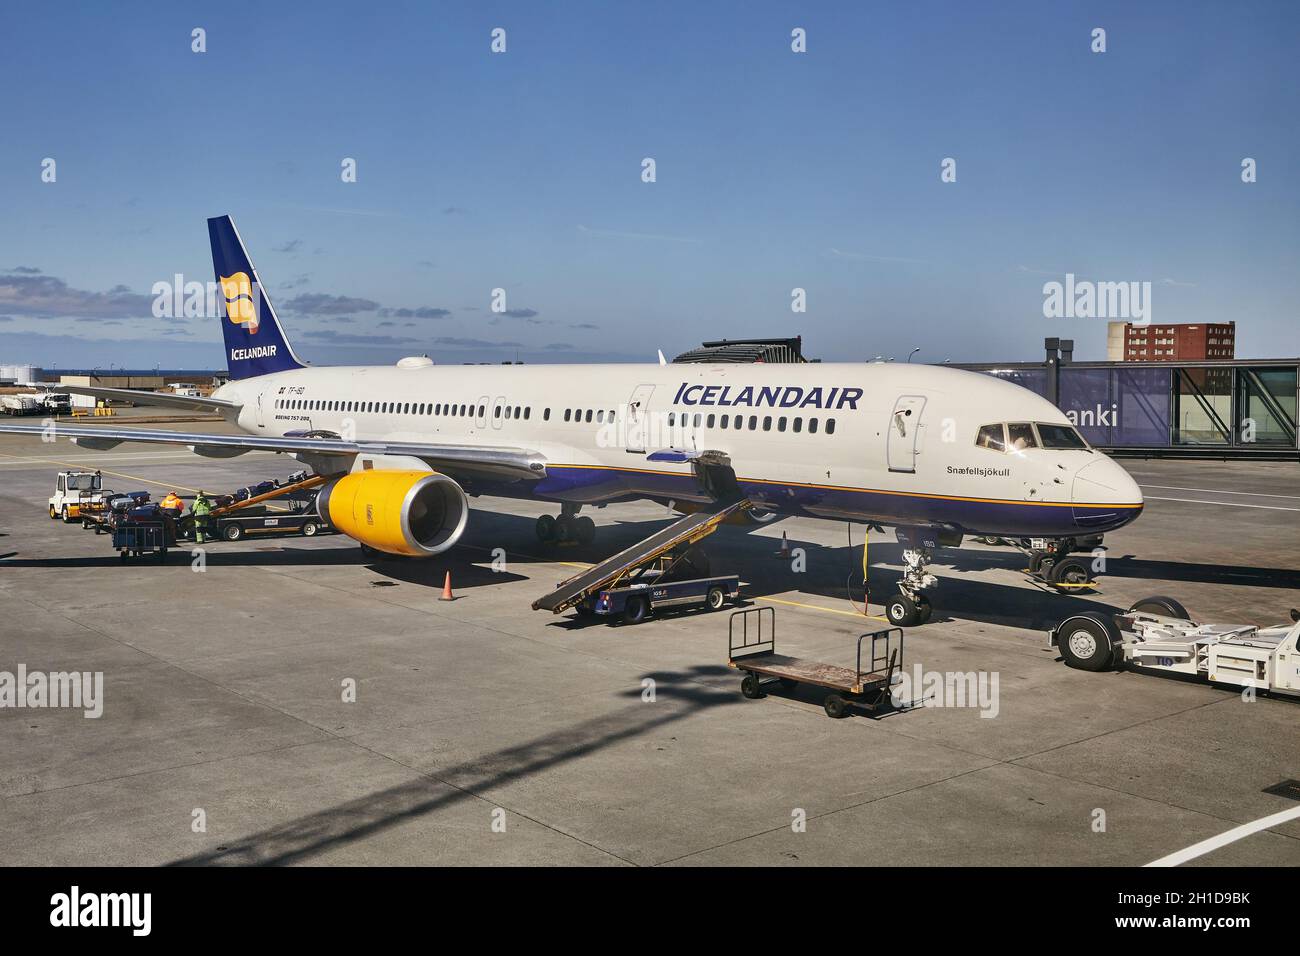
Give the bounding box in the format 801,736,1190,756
753,594,889,623
0,451,205,494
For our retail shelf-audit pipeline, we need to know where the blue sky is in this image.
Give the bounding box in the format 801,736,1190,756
1,0,1297,370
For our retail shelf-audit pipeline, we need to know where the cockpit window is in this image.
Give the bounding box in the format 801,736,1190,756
976,423,1006,451
1006,423,1037,451
1036,423,1090,450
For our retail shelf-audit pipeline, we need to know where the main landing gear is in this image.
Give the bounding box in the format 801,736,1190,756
535,503,595,545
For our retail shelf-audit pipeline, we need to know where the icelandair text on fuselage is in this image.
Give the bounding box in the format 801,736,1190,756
231,345,278,361
672,382,862,409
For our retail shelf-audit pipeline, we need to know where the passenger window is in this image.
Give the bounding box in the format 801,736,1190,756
596,410,604,424
826,419,836,435
564,409,571,422
762,416,772,432
478,404,485,417
793,417,802,433
524,407,531,420
777,417,787,432
585,410,592,423
706,414,715,428
1007,423,1037,451
720,414,729,428
668,412,675,426
516,406,522,419
693,414,702,428
748,416,757,430
809,418,818,434
976,423,1007,452
543,408,549,421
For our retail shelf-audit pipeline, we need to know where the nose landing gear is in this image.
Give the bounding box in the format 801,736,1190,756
1017,535,1102,592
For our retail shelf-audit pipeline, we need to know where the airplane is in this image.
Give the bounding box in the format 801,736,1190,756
0,215,1144,626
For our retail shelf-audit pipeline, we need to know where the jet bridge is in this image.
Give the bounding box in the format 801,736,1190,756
532,497,752,614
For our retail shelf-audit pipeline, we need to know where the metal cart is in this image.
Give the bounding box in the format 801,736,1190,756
727,607,905,718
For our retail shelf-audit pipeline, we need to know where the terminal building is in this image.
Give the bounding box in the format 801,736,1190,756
1106,321,1236,362
960,339,1297,459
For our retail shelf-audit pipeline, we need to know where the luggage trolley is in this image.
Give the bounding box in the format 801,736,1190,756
727,607,905,718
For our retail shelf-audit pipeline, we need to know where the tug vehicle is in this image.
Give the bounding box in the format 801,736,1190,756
1050,597,1300,698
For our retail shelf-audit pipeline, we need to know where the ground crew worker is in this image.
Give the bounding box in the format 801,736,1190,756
191,490,213,543
160,491,184,514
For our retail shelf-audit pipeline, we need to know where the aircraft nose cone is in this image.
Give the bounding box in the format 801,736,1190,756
1071,458,1144,530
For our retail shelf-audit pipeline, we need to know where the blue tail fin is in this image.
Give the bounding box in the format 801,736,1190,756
208,215,307,380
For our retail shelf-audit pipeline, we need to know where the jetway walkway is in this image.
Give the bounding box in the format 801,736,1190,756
532,498,751,614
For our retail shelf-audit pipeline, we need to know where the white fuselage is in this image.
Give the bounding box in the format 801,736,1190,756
213,360,1144,537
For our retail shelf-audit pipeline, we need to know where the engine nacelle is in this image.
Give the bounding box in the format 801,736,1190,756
317,470,469,557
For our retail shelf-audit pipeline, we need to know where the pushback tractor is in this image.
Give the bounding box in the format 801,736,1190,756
1050,596,1300,698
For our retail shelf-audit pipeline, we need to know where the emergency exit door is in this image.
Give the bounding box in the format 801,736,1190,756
625,384,656,453
887,395,926,473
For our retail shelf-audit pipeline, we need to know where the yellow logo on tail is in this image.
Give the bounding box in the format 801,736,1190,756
220,272,259,333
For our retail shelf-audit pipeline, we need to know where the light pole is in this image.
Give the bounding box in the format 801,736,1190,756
907,348,921,363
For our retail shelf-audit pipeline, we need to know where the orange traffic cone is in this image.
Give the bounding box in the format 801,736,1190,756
440,570,455,601
775,531,791,559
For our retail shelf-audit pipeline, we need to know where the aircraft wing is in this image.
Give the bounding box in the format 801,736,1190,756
38,383,241,414
0,422,546,482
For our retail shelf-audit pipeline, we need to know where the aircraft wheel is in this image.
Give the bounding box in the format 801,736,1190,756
885,593,920,627
740,673,762,699
823,694,848,718
554,514,575,542
535,513,556,542
915,594,933,624
1049,557,1091,589
1057,613,1120,671
575,515,596,544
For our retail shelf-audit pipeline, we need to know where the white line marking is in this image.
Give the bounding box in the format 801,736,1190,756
1143,495,1300,513
1146,803,1300,867
1140,484,1300,501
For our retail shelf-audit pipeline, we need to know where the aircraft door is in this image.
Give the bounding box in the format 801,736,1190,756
887,395,926,473
475,396,489,429
625,383,656,453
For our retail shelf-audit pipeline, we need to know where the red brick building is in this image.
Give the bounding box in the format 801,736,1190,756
1114,321,1236,361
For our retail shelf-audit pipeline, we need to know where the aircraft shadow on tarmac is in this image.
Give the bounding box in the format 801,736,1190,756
163,664,738,867
8,507,1296,622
